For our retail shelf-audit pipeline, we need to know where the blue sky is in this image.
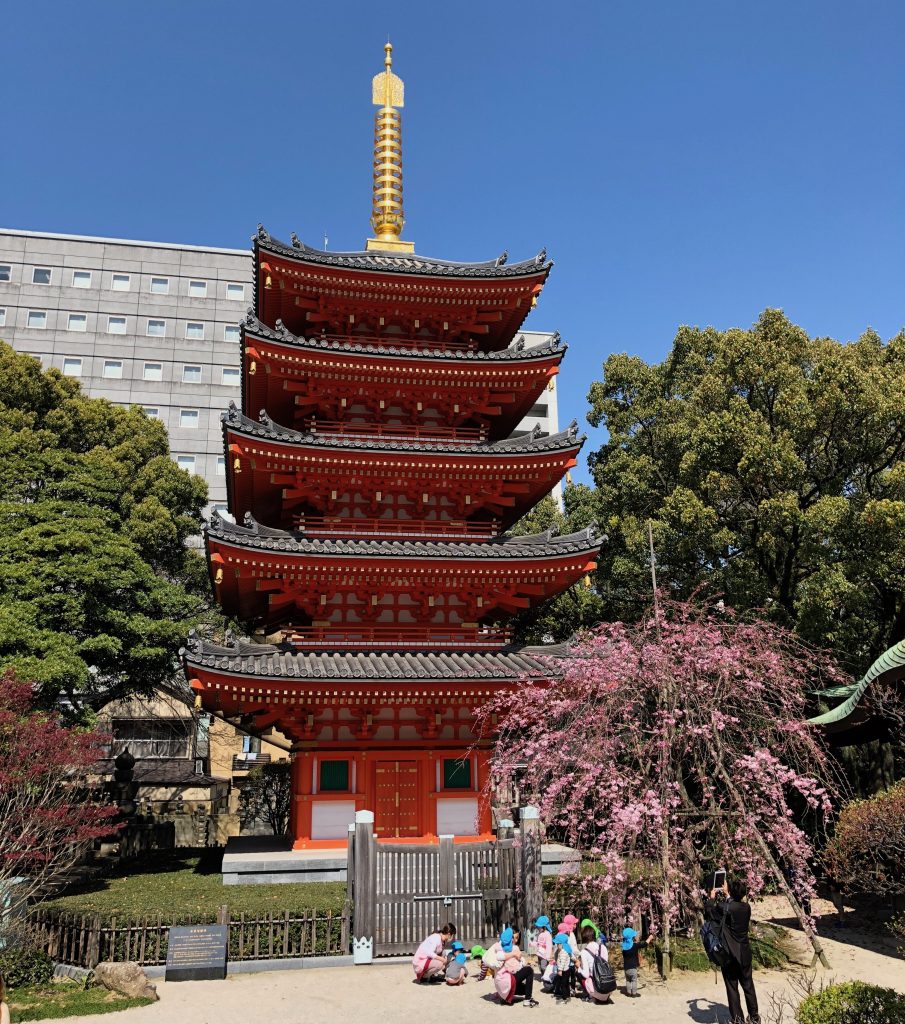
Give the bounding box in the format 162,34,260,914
3,1,902,482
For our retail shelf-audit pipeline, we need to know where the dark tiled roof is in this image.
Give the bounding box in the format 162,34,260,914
208,512,603,560
242,311,566,362
93,758,227,787
183,634,563,682
223,403,585,455
255,226,552,280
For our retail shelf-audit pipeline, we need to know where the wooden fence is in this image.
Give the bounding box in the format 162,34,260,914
27,904,351,969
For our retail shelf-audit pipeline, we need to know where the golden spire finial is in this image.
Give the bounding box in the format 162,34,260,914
366,40,415,253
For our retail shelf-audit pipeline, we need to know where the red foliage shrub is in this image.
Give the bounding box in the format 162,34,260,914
824,780,905,896
0,670,119,914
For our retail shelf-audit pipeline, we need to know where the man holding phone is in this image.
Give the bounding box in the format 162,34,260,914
706,878,760,1024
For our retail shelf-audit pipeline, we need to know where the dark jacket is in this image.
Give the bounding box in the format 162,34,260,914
706,898,752,968
621,940,643,971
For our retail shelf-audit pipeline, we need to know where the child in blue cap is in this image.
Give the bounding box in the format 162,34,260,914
621,927,652,997
552,933,573,1003
445,948,468,985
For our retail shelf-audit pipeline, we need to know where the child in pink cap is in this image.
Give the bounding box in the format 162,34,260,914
560,915,579,955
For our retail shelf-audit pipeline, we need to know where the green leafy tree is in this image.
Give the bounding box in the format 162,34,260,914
238,761,292,835
587,310,905,673
0,343,217,716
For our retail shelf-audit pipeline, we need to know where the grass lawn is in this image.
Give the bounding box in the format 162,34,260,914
44,849,348,922
8,984,155,1022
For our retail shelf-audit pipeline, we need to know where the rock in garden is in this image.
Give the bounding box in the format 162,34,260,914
93,961,159,1001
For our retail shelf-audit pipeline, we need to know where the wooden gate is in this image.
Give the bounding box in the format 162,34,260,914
349,820,520,956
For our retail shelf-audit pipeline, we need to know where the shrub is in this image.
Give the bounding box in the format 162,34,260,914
796,980,905,1023
0,945,54,988
824,781,905,897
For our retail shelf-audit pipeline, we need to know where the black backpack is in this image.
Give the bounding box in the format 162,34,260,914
591,949,617,994
700,909,732,967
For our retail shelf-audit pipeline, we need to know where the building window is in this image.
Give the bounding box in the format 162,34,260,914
224,324,241,342
146,319,166,336
241,735,262,755
71,270,92,288
226,282,245,301
319,760,350,792
143,362,163,381
62,358,82,377
216,455,226,476
112,719,192,759
221,367,240,386
179,409,200,429
67,313,87,332
0,308,7,327
103,360,123,379
0,266,10,282
107,316,127,335
188,280,208,298
185,322,205,340
182,364,202,383
27,310,47,329
32,267,52,285
176,455,196,473
442,758,471,790
111,273,131,291
143,406,159,419
149,277,169,295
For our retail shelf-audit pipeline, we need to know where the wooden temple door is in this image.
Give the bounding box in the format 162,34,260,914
373,760,421,838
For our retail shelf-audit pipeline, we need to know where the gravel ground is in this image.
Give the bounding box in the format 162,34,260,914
47,897,905,1024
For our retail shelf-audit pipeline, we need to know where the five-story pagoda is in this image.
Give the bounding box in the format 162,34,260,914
183,44,601,848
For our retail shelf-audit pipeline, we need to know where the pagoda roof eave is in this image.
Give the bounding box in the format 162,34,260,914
207,512,604,561
182,633,565,683
254,227,553,282
241,311,567,364
223,403,586,457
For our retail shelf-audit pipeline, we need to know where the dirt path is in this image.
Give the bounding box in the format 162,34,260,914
46,898,904,1024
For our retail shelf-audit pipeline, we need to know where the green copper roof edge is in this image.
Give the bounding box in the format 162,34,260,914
809,637,905,727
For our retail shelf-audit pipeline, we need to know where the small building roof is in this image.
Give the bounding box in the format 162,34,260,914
810,637,905,738
93,757,228,788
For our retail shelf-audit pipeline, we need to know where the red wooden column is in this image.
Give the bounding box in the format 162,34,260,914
424,750,437,838
476,747,493,835
291,749,314,848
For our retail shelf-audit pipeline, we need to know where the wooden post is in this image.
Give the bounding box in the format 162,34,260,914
217,904,229,926
496,818,515,841
439,835,455,901
346,822,356,895
87,914,101,968
352,809,375,964
519,805,543,929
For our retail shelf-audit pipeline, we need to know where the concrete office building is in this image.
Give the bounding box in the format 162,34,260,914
0,228,560,515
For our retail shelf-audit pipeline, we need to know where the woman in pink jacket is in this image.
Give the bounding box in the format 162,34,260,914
412,922,456,981
493,926,538,1007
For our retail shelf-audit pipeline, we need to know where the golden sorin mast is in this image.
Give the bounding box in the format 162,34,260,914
366,42,415,253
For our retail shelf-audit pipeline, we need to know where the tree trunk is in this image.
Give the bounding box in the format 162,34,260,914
710,734,830,968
